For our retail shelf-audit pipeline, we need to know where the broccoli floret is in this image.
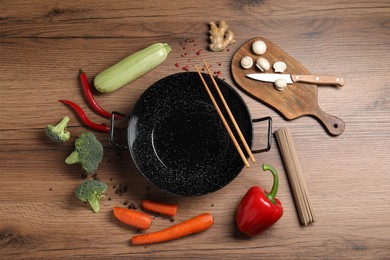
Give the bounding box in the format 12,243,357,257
75,179,107,213
65,132,103,174
45,116,71,142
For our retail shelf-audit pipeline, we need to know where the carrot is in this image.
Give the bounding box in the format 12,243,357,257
131,212,214,245
141,199,178,217
113,207,152,230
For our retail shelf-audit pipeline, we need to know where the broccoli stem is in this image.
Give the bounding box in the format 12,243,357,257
89,198,100,213
54,116,70,131
65,151,79,164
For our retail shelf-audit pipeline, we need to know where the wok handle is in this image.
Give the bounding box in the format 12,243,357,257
251,116,272,153
109,111,130,150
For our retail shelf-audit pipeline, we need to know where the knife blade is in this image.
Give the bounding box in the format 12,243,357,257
246,73,344,87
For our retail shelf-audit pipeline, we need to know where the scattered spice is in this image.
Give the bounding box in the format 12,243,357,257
128,202,138,210
114,184,128,196
174,38,225,78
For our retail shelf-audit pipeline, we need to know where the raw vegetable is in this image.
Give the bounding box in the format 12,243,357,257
79,69,118,119
131,213,214,245
256,57,270,72
274,78,288,91
45,116,71,142
273,61,287,73
65,132,104,174
235,164,283,236
94,43,172,93
208,20,235,52
252,40,267,55
240,56,253,69
59,100,110,132
141,200,178,217
75,179,107,213
113,207,152,230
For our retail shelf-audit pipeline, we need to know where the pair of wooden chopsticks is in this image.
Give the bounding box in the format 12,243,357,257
195,60,255,168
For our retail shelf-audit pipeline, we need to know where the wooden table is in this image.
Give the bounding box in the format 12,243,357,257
1,1,389,258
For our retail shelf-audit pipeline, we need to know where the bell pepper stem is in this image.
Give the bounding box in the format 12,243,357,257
262,164,279,205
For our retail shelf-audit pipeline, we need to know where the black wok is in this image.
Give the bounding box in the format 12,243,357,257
110,72,272,196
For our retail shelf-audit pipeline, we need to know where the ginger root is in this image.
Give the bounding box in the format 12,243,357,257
208,20,236,52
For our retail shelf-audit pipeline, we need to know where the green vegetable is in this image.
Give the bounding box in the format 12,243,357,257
65,132,103,174
75,179,107,213
94,43,172,93
45,116,71,142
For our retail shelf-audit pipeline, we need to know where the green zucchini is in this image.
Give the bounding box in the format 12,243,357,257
94,43,171,93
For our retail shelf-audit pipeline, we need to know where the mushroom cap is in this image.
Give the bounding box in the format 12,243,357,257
241,56,253,69
256,57,270,72
274,78,287,91
252,40,267,55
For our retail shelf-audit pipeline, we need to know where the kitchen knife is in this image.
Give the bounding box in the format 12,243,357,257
246,73,344,87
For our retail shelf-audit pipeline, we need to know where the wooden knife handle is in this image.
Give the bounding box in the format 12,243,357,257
291,75,344,87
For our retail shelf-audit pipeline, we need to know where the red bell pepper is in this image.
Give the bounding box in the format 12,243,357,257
235,164,283,236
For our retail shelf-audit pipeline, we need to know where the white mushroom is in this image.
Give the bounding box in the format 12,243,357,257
256,57,270,72
240,56,253,69
252,40,267,55
273,61,287,73
274,78,287,91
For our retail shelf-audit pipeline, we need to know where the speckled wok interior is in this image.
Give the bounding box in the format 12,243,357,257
128,72,252,196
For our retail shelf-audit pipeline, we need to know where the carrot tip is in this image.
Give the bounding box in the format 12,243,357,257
141,200,178,217
113,207,152,230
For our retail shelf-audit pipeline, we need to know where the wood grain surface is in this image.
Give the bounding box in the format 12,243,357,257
1,0,389,259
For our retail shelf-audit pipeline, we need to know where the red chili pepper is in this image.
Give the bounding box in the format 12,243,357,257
59,99,110,132
79,69,116,119
235,164,283,236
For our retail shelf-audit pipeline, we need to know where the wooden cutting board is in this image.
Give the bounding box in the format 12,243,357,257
231,37,345,136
